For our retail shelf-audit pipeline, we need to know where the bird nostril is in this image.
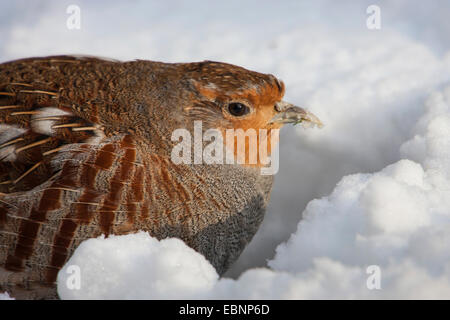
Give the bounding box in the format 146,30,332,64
274,103,282,112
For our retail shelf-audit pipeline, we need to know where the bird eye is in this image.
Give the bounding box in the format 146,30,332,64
228,102,250,117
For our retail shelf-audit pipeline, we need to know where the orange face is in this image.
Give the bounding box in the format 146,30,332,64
183,61,322,167
196,78,285,131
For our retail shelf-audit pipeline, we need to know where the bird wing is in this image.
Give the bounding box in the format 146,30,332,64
0,55,120,193
0,56,148,293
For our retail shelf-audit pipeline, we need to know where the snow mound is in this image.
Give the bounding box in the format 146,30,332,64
57,232,218,299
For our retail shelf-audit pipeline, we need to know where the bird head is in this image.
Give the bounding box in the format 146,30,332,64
178,61,322,167
183,61,322,130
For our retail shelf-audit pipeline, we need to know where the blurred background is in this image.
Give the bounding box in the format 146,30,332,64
2,0,450,279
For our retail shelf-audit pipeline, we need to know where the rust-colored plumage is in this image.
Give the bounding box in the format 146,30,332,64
0,56,321,299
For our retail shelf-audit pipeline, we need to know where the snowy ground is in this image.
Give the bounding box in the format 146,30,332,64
2,0,450,299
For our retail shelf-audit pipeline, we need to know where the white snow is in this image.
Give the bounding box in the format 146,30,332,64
57,233,218,299
0,292,14,300
2,0,450,299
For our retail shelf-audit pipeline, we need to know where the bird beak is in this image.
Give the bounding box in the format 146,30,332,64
269,101,323,128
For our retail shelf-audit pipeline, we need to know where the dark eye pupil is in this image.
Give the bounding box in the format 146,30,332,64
228,103,248,116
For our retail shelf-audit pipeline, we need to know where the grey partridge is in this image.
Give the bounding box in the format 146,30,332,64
0,56,321,299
